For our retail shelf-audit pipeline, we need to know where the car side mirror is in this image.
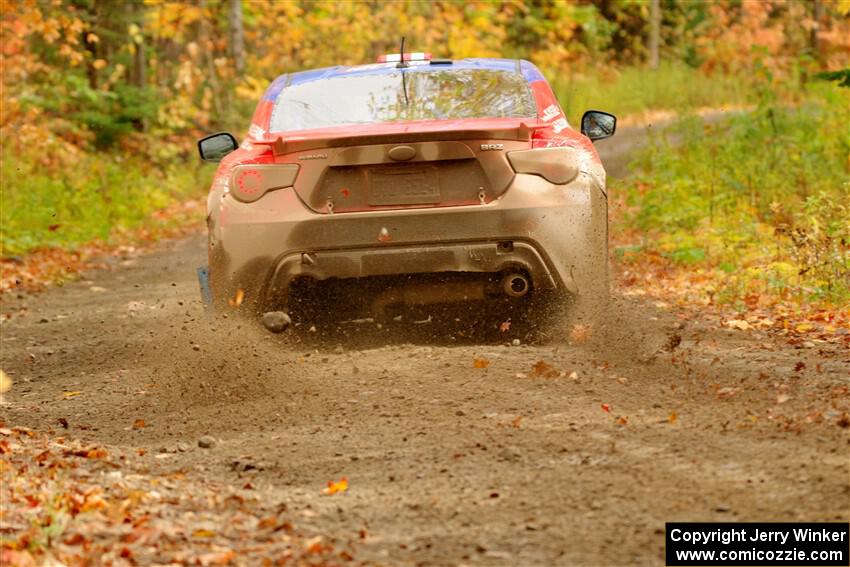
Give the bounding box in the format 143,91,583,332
198,132,239,162
580,110,617,142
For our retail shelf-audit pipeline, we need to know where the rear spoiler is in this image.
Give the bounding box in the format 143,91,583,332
253,121,548,156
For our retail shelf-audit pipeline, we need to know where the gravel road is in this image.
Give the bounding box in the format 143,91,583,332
2,128,847,566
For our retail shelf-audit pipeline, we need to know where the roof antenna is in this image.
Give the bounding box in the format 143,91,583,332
397,36,409,69
398,36,410,106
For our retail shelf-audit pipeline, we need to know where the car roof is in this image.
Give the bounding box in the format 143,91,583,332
261,58,546,102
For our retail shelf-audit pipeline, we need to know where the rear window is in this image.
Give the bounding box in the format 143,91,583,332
269,68,536,132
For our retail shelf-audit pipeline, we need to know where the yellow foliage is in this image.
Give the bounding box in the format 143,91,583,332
235,76,268,102
766,262,798,279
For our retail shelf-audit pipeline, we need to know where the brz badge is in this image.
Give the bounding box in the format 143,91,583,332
480,144,504,151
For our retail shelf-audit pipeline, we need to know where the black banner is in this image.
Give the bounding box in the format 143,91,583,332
666,523,849,566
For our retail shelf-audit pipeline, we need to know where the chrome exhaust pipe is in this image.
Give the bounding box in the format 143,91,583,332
501,273,530,298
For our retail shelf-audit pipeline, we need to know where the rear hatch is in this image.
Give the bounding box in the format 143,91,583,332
259,119,539,214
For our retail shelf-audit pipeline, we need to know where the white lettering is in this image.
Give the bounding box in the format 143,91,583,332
541,104,560,122
552,118,568,133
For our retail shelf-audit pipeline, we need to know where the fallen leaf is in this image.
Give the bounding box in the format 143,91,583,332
473,357,490,369
531,360,560,378
86,448,108,459
304,535,325,553
601,403,611,413
717,387,738,399
192,528,216,538
257,516,277,529
63,533,87,546
499,320,511,332
133,419,146,429
795,323,813,333
0,550,36,567
323,477,348,495
666,333,682,351
570,324,592,343
63,391,83,399
0,370,10,404
776,393,790,404
197,550,235,566
568,370,579,381
668,411,678,424
228,288,245,308
794,361,806,372
511,415,523,428
0,370,11,393
616,416,628,426
726,319,751,331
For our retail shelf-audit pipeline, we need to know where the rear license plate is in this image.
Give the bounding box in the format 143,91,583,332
368,167,440,206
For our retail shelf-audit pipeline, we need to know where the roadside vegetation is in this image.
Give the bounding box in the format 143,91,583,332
616,76,849,316
556,61,755,125
0,149,208,256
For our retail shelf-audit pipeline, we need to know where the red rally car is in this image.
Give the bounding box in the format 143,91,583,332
197,52,616,328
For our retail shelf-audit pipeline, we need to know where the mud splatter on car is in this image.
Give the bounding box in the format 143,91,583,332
197,55,616,327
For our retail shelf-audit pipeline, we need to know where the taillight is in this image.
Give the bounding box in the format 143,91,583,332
506,147,579,185
229,164,300,203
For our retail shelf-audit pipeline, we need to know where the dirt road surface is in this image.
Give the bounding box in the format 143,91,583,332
2,131,848,566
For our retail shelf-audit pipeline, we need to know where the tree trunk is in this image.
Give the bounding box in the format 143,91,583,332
229,0,246,75
199,0,221,119
83,3,99,90
810,0,823,63
133,41,146,89
648,0,660,70
132,7,147,92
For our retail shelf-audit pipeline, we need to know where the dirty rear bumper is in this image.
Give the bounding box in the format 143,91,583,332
207,172,607,310
267,240,560,298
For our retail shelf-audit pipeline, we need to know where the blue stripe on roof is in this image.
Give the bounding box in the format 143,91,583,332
262,58,545,101
519,60,546,83
262,73,288,101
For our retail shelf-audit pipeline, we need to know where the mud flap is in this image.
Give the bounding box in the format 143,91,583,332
197,266,213,313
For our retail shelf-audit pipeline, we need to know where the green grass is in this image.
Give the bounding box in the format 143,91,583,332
622,81,850,304
554,62,757,125
0,149,210,256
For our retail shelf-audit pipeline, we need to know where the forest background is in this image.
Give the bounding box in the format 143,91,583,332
1,0,849,312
